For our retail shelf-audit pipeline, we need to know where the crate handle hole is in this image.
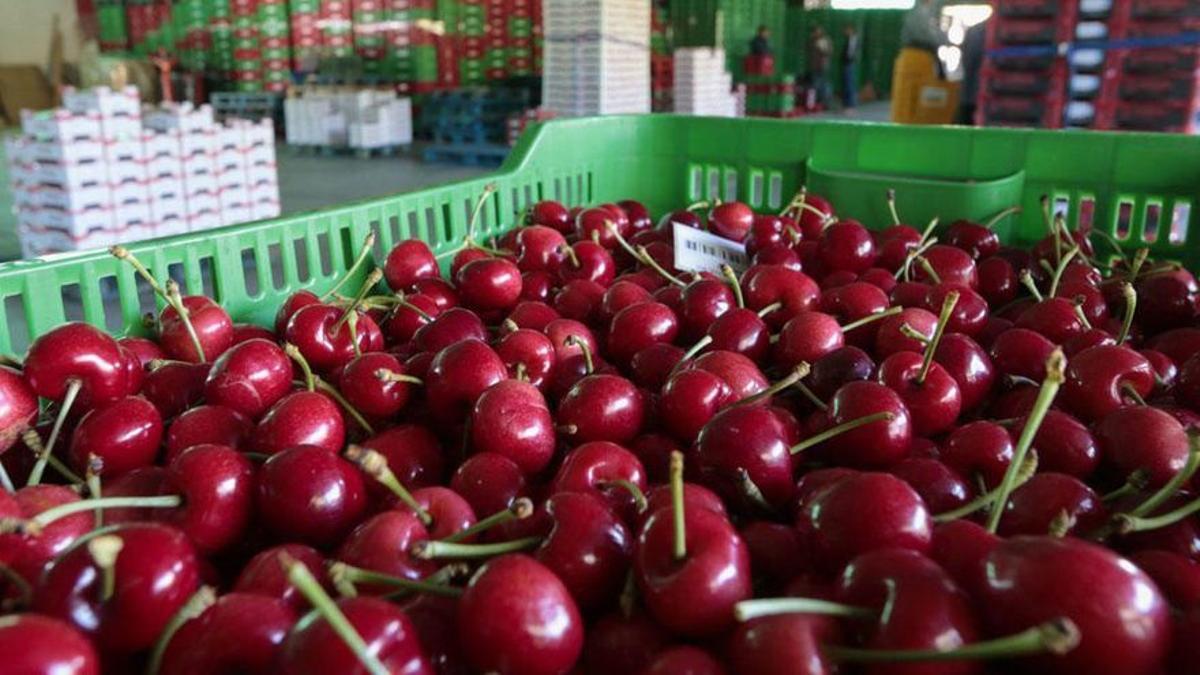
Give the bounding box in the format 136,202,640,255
1115,200,1134,241
1170,202,1191,245
266,243,286,291
1143,203,1162,243
99,276,123,334
5,296,29,356
241,248,260,297
61,284,83,323
293,238,312,282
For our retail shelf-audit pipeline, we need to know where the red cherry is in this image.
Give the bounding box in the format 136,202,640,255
559,240,616,286
558,374,645,445
383,293,440,344
413,306,487,354
383,239,438,291
0,485,93,585
256,445,367,547
68,395,162,477
141,360,208,418
275,290,321,336
941,421,1014,488
550,441,647,522
280,595,433,675
458,554,584,675
456,257,523,312
164,404,251,460
728,613,839,675
360,424,444,494
581,611,669,675
607,302,679,367
1015,297,1087,345
774,311,844,369
515,225,568,273
471,379,556,475
535,491,632,612
35,523,200,654
997,472,1107,537
24,322,130,407
891,456,974,514
641,646,726,675
160,592,296,675
819,381,912,468
935,333,996,412
1061,345,1155,421
818,220,877,273
1096,405,1189,488
742,264,821,329
878,350,962,437
336,510,436,584
285,303,379,373
695,405,796,513
875,307,937,357
0,366,37,455
450,452,528,518
158,295,234,363
203,339,293,419
707,201,755,242
528,200,572,233
425,339,507,423
506,300,561,332
0,613,99,675
233,543,327,612
253,390,345,456
680,278,735,340
338,352,417,418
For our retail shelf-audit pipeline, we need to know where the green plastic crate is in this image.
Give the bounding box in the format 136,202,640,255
2,117,1196,355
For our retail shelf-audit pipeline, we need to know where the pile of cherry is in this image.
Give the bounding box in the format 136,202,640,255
3,184,1200,675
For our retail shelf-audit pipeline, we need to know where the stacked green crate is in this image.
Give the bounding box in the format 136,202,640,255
437,0,460,88
231,0,261,92
260,0,291,91
508,15,533,77
354,0,387,78
787,9,902,102
670,0,787,78
174,0,209,72
383,1,413,86
745,74,794,115
207,0,234,79
460,1,486,86
97,0,128,52
290,0,321,71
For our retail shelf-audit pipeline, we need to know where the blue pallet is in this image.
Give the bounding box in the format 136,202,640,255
422,142,510,167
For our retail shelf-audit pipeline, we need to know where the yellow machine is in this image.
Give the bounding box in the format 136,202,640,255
891,47,960,125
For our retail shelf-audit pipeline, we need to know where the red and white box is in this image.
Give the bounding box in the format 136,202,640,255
21,109,102,142
182,153,217,180
144,103,216,135
27,138,105,164
246,162,277,186
147,154,183,181
184,172,220,199
216,125,244,153
215,148,247,177
34,160,108,190
179,130,217,160
110,181,150,208
143,130,182,160
101,116,143,141
63,86,141,119
31,204,115,237
36,184,111,212
149,176,186,203
107,159,148,187
251,199,281,221
113,201,153,229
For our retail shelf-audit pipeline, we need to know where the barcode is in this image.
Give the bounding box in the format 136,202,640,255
684,240,747,264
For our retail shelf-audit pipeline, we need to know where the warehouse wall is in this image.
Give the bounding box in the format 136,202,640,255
0,0,85,65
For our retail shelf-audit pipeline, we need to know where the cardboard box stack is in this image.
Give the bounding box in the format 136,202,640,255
673,48,739,117
6,86,279,258
542,0,651,116
284,88,413,149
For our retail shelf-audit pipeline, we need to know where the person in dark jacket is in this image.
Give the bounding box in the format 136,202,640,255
841,24,861,111
750,25,772,56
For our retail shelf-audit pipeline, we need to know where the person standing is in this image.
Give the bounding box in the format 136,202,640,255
958,21,986,124
807,26,834,110
891,0,949,122
900,0,948,75
841,24,861,111
750,25,772,57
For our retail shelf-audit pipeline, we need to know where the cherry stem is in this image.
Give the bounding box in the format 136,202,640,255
1048,509,1076,538
1129,247,1150,282
606,221,644,263
333,269,383,335
756,301,783,318
727,363,811,410
0,460,12,494
915,256,941,285
678,335,713,366
840,305,904,333
722,265,745,308
344,446,432,526
85,456,103,527
321,232,377,300
381,564,469,602
780,188,806,217
983,205,1022,230
1117,493,1200,534
1118,282,1137,344
899,323,931,345
283,343,316,392
1128,435,1200,518
918,291,959,385
110,246,167,300
514,362,529,383
986,349,1066,534
1047,246,1080,298
394,295,433,321
1100,469,1149,504
375,369,424,385
736,468,776,514
0,562,31,609
885,188,901,227
790,412,896,455
29,379,82,486
895,236,939,281
1071,297,1094,330
329,562,464,599
826,618,1080,663
22,429,82,486
601,480,648,514
933,453,1038,523
465,183,498,244
636,245,687,288
442,498,534,543
1019,270,1043,303
283,555,391,675
165,280,207,363
670,450,687,562
89,535,123,602
565,335,594,375
918,216,940,247
559,244,580,268
411,535,542,560
25,495,182,531
735,597,875,621
1121,381,1146,406
146,586,216,675
315,380,376,435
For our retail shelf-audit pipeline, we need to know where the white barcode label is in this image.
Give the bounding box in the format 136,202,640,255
673,222,750,275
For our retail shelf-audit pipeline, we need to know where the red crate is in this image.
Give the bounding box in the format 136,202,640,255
1107,96,1200,132
993,0,1074,19
1113,0,1200,19
977,92,1065,128
1117,46,1200,74
1117,70,1200,100
744,54,775,76
991,15,1078,45
980,60,1068,96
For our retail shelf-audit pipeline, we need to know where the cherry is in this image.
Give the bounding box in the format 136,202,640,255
818,220,877,273
944,210,1011,259
506,300,561,332
875,307,938,357
280,593,433,675
807,345,875,402
935,333,996,412
629,343,686,390
708,201,755,242
990,327,1056,382
0,613,99,675
383,294,440,345
515,225,568,274
598,280,653,324
890,279,933,308
35,523,200,654
233,543,327,612
528,200,572,233
1015,297,1087,345
450,452,528,518
256,445,367,547
1061,344,1155,421
1136,269,1199,332
164,404,251,460
582,611,669,675
533,491,632,612
913,244,979,288
285,302,380,374
411,277,459,311
360,424,444,494
1095,405,1189,490
728,613,839,675
790,192,835,239
641,646,726,675
0,366,37,456
550,441,647,522
67,395,162,477
253,386,346,457
559,240,616,286
742,264,821,328
977,536,1170,675
891,457,974,514
941,421,1014,488
680,278,735,340
456,256,524,313
553,280,606,321
608,302,679,367
1140,349,1178,390
686,351,770,401
821,281,890,345
877,348,962,437
231,323,276,344
796,471,932,572
335,510,435,585
203,338,293,419
1147,327,1200,366
158,294,234,363
141,360,208,418
695,403,796,513
425,339,507,423
338,352,418,419
458,554,583,675
471,379,555,475
558,374,645,445
977,255,1019,306
818,381,912,468
996,472,1107,537
660,368,735,443
160,592,296,675
634,454,751,637
383,239,438,291
774,311,844,368
412,307,486,354
0,485,93,586
1127,550,1200,609
577,206,628,248
494,327,557,389
24,321,130,409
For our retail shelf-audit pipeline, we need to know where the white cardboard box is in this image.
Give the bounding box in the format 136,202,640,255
63,86,141,118
21,109,102,142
